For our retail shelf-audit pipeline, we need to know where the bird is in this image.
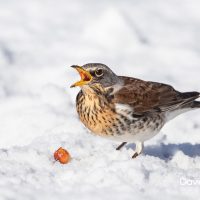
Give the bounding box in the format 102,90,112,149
70,63,200,158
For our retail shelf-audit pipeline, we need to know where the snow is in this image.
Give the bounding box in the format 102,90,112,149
0,0,200,199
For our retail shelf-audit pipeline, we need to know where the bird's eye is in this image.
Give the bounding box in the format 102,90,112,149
95,69,104,77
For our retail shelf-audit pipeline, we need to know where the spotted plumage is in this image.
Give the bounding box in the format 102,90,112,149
71,63,200,158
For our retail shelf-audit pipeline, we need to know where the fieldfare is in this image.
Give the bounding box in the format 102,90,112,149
70,63,200,158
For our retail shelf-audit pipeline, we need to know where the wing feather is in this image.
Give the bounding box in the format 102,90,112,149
114,77,199,114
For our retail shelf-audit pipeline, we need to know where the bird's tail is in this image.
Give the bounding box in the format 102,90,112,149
180,92,200,109
191,101,200,108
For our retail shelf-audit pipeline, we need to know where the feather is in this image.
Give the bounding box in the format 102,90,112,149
113,76,199,114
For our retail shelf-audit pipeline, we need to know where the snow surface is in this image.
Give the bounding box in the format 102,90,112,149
0,0,200,199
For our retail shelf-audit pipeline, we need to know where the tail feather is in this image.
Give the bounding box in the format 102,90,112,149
191,101,200,108
180,91,200,109
181,91,199,100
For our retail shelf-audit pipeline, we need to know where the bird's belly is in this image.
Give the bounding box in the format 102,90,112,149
106,115,164,142
110,123,163,142
78,104,164,142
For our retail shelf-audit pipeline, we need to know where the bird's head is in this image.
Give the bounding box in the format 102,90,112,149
70,63,120,91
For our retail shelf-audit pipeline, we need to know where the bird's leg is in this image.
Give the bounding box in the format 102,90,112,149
132,141,144,159
116,142,127,151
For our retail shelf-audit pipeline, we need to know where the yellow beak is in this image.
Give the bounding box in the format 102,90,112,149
70,66,93,88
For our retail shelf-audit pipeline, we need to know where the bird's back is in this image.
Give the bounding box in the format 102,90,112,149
114,76,200,114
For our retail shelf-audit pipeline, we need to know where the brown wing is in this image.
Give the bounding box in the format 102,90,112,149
114,76,199,114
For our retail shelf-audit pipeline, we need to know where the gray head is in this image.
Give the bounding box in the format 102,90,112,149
70,63,120,89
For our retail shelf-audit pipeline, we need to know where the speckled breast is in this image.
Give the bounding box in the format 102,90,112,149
76,91,118,137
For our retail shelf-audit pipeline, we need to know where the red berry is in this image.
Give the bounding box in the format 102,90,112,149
54,147,71,164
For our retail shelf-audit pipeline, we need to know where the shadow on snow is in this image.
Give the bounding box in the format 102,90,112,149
126,143,200,160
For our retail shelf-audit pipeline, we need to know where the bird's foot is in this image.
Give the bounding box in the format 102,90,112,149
132,141,144,159
132,152,139,159
116,142,127,151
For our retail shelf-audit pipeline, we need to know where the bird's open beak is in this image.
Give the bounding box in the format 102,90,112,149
70,65,93,88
